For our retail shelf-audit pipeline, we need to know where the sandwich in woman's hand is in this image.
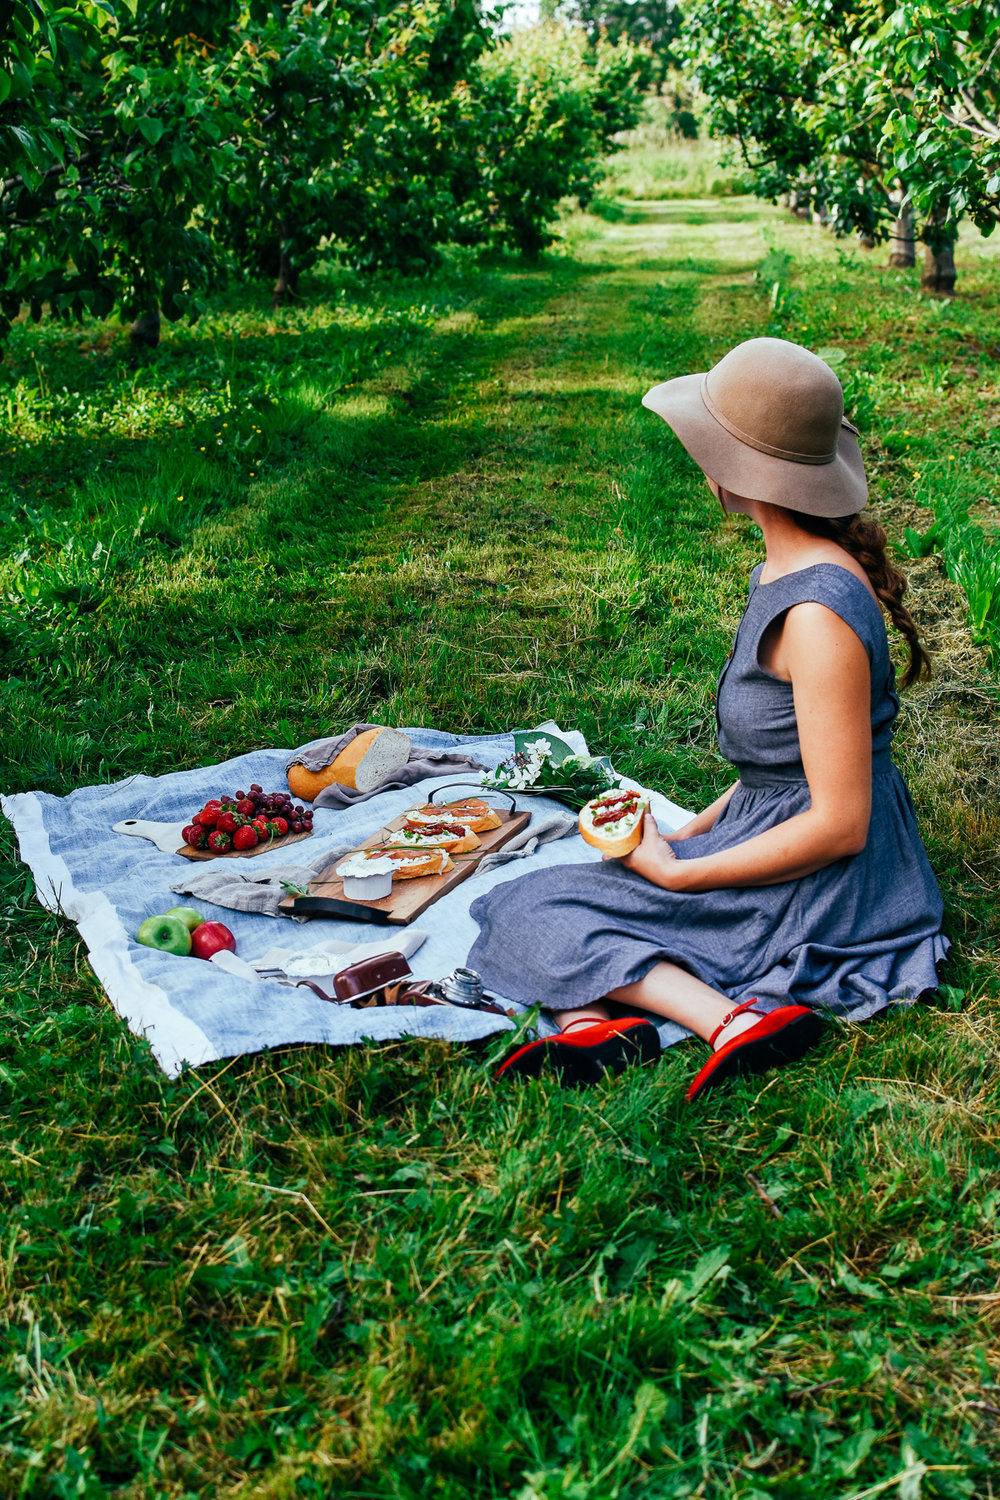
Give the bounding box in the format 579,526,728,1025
579,789,650,857
406,797,502,833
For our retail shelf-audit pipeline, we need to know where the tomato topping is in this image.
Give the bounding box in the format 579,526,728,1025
593,802,639,827
594,791,636,808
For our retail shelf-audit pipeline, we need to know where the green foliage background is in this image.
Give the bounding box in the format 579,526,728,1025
0,2,648,335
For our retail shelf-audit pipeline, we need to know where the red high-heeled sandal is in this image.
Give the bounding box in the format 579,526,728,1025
686,1000,825,1102
495,1016,661,1087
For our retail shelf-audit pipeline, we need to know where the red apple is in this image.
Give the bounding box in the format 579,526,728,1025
190,922,237,960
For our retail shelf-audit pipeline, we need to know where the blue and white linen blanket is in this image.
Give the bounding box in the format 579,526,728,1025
2,727,692,1077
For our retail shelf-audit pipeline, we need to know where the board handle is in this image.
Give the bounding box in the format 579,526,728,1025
428,781,516,813
287,896,392,924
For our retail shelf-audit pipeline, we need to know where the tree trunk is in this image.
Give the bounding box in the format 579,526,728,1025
272,236,296,309
130,304,161,349
887,199,915,268
921,243,956,294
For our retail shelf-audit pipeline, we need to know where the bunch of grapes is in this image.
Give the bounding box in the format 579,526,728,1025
181,784,314,853
235,784,314,833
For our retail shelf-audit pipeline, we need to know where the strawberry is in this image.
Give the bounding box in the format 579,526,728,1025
251,816,270,835
207,829,232,853
217,810,242,833
232,825,259,851
182,823,207,848
271,816,288,837
197,807,220,828
236,799,255,817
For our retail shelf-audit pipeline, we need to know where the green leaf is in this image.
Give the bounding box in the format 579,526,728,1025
513,728,578,766
137,116,166,145
815,345,847,368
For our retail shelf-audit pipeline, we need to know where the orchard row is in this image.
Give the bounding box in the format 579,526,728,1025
1,4,646,344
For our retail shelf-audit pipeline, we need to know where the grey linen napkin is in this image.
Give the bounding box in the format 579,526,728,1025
286,723,488,811
169,850,350,920
473,811,577,875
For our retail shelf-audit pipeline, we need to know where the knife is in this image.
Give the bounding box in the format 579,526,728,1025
288,896,392,924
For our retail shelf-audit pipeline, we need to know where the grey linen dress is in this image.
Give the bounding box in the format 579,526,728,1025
467,563,948,1020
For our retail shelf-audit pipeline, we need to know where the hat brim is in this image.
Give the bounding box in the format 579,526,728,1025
642,373,868,519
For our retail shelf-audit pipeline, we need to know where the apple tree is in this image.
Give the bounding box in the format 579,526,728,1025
455,22,650,257
681,0,1000,291
862,1,1000,285
1,0,248,345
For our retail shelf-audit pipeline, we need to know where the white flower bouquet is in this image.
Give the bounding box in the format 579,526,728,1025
483,731,621,811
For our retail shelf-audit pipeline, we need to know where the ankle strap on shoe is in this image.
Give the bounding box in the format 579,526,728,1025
708,999,764,1049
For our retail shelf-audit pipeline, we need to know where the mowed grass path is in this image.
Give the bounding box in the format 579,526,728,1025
1,199,999,1497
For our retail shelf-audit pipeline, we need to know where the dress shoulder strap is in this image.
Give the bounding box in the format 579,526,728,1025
749,563,886,662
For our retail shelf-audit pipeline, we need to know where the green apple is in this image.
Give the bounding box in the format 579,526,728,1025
164,905,204,933
136,914,192,956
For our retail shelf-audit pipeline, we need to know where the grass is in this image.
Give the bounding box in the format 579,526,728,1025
2,192,1000,1497
603,101,749,201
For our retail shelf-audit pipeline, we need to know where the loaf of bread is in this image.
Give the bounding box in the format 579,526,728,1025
579,790,649,858
287,727,411,802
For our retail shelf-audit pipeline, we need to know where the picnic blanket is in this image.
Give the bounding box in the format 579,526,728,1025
1,726,693,1077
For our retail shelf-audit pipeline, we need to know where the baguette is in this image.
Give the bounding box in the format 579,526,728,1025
406,798,502,833
579,789,649,858
288,727,411,802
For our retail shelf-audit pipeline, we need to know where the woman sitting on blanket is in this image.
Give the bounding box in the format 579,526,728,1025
467,337,948,1099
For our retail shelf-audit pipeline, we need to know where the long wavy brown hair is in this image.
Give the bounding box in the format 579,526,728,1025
791,511,932,688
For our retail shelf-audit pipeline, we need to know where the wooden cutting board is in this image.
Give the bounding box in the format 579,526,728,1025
176,829,314,861
277,808,531,924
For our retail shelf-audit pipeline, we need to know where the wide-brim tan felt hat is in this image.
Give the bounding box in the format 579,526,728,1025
642,336,868,518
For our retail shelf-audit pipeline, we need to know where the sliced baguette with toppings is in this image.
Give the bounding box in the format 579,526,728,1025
579,789,649,857
406,798,502,833
287,726,411,802
366,847,453,879
396,820,481,854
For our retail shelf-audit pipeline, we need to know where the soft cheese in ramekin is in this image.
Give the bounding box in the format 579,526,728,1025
336,852,395,899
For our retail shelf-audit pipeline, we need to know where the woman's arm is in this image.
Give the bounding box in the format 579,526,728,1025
621,602,873,892
668,780,740,841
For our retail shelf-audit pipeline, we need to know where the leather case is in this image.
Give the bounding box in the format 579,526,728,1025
332,950,413,1002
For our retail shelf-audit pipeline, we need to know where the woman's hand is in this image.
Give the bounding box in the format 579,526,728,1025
614,814,691,890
